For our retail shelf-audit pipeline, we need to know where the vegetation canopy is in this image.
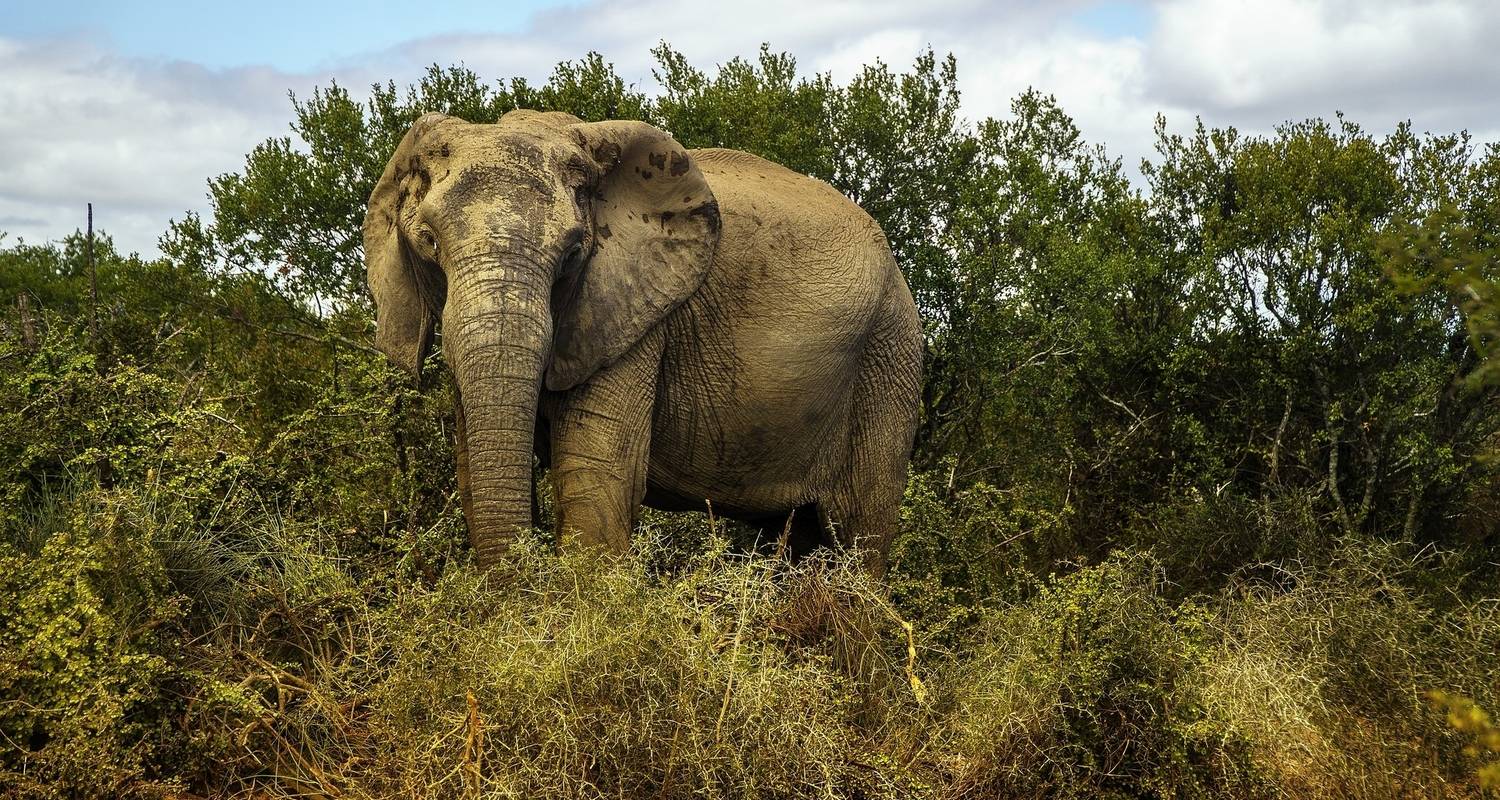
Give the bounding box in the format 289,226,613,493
3,44,1500,798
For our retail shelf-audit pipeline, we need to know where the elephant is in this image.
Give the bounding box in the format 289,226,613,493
365,109,923,575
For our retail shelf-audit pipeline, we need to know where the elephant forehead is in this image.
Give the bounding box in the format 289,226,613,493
439,163,554,206
445,127,552,167
428,164,566,245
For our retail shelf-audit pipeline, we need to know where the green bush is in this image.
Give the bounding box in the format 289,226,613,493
0,490,182,797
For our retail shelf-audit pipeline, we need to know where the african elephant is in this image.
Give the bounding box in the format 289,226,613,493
365,110,922,574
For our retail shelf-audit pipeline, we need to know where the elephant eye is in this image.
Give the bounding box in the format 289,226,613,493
559,241,585,276
419,230,438,257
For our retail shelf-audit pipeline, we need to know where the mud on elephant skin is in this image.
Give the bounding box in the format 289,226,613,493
365,109,923,574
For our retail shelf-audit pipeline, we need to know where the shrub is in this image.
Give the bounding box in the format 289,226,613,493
938,552,1267,799
0,491,183,797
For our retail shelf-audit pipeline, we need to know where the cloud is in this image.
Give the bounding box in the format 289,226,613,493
358,0,1022,87
1,0,1496,258
0,34,303,256
1146,0,1500,135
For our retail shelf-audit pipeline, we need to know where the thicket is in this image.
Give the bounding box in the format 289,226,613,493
4,45,1500,798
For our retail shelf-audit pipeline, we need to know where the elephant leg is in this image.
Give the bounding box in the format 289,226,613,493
826,487,900,575
769,503,834,560
827,319,924,576
548,328,665,552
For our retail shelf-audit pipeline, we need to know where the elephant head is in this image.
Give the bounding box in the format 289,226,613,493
364,110,721,567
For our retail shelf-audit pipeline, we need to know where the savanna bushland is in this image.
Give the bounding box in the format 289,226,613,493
5,45,1500,798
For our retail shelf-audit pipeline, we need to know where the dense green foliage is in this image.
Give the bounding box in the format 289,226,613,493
4,45,1500,797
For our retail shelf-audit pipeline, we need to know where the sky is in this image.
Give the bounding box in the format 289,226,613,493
2,0,1497,258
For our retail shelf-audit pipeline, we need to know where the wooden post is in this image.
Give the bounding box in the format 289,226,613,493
17,293,35,349
87,203,98,344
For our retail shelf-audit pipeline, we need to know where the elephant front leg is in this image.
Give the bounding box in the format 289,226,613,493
548,329,664,552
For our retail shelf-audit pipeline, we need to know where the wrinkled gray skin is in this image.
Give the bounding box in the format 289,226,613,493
366,110,922,574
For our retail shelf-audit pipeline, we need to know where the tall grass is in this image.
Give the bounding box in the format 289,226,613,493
4,478,1498,798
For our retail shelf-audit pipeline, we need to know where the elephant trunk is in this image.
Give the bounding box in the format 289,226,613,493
444,251,552,569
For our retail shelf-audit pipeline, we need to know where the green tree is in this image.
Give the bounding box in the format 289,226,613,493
651,43,835,177
1144,118,1500,547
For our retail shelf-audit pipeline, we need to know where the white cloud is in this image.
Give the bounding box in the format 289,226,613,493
801,28,926,80
1146,0,1500,135
948,30,1160,169
2,0,1496,258
0,34,301,256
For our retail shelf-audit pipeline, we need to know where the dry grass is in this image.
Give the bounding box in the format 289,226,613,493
192,535,931,799
5,489,1499,799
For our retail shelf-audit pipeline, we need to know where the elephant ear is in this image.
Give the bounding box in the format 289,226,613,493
364,112,455,375
546,120,721,391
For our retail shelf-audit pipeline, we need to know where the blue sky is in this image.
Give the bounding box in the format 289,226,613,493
2,0,1496,257
1071,1,1153,38
6,0,560,70
7,0,1155,71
